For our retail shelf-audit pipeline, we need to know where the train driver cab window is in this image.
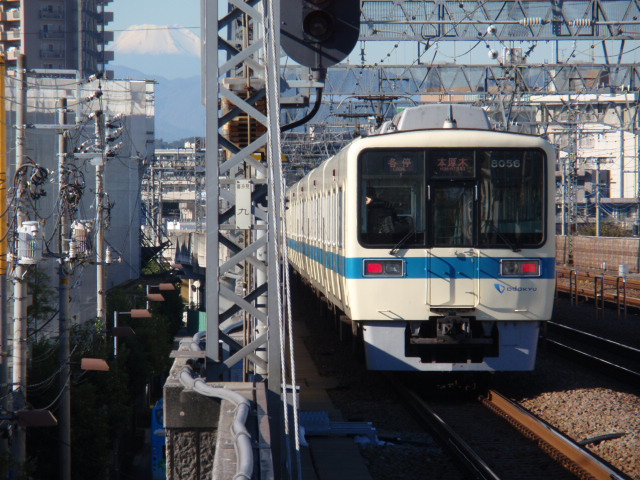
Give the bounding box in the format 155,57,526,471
431,184,474,246
428,149,476,247
479,149,545,248
358,150,426,247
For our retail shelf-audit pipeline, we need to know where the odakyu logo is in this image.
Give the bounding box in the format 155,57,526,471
494,282,537,293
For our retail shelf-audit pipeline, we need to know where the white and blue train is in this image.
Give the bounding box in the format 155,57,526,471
286,104,556,371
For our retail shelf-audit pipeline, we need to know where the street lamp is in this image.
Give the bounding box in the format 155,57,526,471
145,282,176,303
111,308,150,480
0,409,58,428
113,309,150,357
80,358,111,372
54,354,115,480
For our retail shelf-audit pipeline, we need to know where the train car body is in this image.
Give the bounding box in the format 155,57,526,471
286,104,556,372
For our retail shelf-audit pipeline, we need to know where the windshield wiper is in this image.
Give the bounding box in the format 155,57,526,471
485,221,520,252
389,228,416,255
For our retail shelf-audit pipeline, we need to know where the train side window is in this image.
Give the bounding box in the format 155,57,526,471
312,197,316,241
316,196,320,241
322,195,326,247
331,190,336,247
338,188,343,248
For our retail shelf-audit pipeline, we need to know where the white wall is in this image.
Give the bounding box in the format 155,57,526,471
4,73,154,330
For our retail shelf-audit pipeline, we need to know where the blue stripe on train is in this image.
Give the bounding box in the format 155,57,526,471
287,238,556,279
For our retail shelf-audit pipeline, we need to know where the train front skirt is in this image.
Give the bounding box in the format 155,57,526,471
361,320,541,371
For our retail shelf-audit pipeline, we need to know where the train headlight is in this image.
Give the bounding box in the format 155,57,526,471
500,259,540,277
363,259,404,277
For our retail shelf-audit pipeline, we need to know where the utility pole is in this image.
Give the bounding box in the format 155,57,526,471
12,52,28,473
0,52,8,458
77,0,84,78
156,169,163,246
596,157,601,237
57,97,72,480
94,110,106,324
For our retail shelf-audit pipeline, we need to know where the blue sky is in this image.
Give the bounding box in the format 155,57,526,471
107,1,640,67
111,0,201,34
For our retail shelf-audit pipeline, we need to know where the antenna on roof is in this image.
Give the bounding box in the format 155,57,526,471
442,104,458,129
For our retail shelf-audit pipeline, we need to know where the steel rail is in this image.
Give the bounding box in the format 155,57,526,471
547,322,640,363
385,374,502,480
544,336,640,384
482,390,631,480
387,372,632,480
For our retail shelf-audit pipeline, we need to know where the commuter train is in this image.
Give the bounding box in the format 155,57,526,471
286,104,556,372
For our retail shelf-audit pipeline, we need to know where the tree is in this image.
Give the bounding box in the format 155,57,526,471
577,220,632,237
24,270,184,478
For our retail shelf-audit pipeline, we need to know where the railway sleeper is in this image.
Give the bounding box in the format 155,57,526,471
405,317,500,363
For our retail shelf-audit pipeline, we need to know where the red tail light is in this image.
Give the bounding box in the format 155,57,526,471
363,259,404,277
366,262,383,274
500,259,540,276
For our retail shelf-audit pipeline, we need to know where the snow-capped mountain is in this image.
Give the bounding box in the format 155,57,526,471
112,25,200,57
110,25,201,79
111,26,205,141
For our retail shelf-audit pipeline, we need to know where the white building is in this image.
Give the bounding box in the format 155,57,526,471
4,72,155,330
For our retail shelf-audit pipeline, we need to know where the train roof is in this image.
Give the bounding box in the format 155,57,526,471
376,104,492,133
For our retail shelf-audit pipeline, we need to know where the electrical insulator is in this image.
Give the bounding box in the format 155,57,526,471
518,17,545,26
68,241,78,260
105,247,112,265
570,19,593,27
17,221,43,265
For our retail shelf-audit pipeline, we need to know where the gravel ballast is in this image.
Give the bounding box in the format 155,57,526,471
296,289,640,479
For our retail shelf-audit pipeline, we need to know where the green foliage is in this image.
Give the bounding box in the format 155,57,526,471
23,271,184,479
577,220,632,237
26,267,57,339
141,259,165,276
0,451,18,479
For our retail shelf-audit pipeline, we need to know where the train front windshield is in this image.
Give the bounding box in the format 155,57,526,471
358,148,546,249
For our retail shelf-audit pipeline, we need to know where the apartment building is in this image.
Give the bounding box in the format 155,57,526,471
0,0,114,75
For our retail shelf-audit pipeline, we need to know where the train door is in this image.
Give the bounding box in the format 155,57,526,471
427,182,479,307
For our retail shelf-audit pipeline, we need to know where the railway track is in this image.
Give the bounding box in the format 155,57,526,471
545,322,640,385
388,375,630,480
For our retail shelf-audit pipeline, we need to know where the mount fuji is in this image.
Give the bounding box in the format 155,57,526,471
111,24,201,79
110,25,204,141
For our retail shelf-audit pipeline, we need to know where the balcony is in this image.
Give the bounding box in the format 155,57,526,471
39,10,64,20
7,47,19,61
102,31,114,43
101,11,114,24
1,28,21,42
40,31,65,40
101,50,115,63
7,8,20,21
40,50,65,59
